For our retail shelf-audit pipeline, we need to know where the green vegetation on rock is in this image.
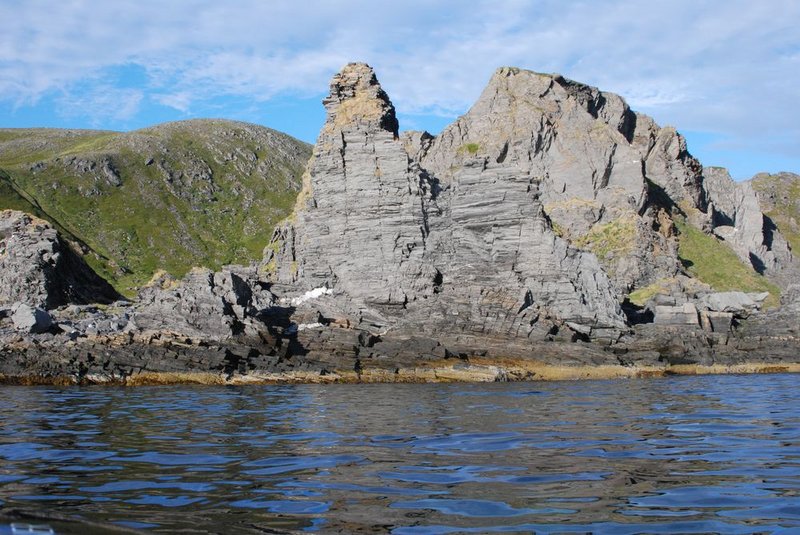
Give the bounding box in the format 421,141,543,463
0,120,311,295
0,169,41,214
675,217,780,307
628,280,671,306
458,143,481,155
574,215,636,262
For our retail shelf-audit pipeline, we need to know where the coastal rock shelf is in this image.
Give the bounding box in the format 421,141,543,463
1,63,799,384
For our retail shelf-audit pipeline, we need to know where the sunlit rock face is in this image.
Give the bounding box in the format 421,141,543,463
267,63,631,341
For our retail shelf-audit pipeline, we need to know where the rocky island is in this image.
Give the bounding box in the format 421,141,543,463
1,63,799,384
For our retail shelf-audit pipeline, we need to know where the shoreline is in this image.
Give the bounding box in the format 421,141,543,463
2,360,799,386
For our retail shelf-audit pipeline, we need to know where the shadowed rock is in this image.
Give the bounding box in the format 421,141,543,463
0,210,120,308
11,303,54,333
705,167,795,278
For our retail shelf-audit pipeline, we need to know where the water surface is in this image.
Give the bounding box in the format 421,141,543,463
0,374,799,533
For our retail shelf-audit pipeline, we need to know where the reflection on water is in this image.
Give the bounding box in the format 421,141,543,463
0,374,799,533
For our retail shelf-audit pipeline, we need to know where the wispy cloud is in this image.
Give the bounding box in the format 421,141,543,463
1,0,799,168
57,86,143,127
153,92,193,113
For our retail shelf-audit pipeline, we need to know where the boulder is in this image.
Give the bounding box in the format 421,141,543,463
11,303,54,333
700,291,765,318
700,310,734,333
654,303,699,326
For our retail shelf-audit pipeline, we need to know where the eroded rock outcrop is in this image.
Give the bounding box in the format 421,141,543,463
0,210,120,308
704,167,795,278
267,63,627,343
133,267,275,341
420,67,686,293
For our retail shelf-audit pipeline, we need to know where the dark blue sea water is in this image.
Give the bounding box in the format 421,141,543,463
1,374,799,534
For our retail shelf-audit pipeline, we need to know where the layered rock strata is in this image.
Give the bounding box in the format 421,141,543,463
267,63,628,344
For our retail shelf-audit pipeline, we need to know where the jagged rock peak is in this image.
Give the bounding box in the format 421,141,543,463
482,66,637,140
322,62,399,137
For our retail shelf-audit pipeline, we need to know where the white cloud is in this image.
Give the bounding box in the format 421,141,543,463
153,92,193,113
1,0,799,161
57,86,143,126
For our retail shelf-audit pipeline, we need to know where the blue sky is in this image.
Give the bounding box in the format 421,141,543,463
1,0,798,180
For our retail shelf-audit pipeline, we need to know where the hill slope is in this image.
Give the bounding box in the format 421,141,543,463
0,120,311,294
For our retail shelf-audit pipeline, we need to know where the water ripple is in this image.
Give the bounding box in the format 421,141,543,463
0,375,798,533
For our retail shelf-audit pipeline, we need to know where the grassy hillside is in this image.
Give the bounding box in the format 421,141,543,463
0,168,41,214
0,120,311,295
628,215,781,307
674,217,780,307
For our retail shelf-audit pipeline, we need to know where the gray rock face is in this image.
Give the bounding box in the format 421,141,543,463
654,303,699,326
267,63,627,341
751,172,800,236
699,291,768,318
781,284,800,310
11,303,54,333
637,121,707,211
0,210,120,308
704,167,794,277
700,311,734,333
420,67,683,293
133,267,274,340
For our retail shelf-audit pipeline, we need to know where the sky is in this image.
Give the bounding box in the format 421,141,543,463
1,0,798,180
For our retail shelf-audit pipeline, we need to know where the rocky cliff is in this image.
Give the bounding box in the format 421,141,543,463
750,172,800,280
1,63,799,384
267,64,630,344
265,63,796,346
704,167,795,281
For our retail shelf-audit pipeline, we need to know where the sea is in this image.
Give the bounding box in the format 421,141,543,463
0,373,799,534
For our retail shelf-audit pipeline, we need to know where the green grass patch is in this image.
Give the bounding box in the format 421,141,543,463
675,218,780,307
628,286,661,307
627,279,675,306
58,132,119,156
574,215,636,261
0,131,30,143
0,130,118,167
458,142,481,155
